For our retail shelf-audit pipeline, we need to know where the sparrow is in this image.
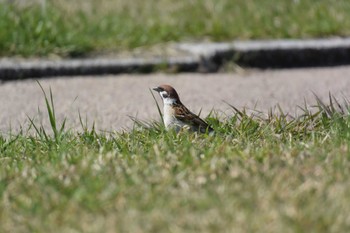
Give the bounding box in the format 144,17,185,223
153,84,213,134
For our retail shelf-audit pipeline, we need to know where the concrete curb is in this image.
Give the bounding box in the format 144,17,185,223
0,56,200,81
1,37,350,80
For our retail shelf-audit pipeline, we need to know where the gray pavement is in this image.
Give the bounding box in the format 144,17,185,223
1,66,350,134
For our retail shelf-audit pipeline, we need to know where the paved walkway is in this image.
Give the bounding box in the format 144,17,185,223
1,66,350,134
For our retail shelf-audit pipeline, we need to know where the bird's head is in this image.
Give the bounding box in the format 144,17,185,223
152,84,180,105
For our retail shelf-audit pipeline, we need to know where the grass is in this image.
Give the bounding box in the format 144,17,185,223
1,0,350,57
1,87,350,232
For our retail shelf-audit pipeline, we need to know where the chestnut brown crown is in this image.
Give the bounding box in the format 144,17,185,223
152,84,181,101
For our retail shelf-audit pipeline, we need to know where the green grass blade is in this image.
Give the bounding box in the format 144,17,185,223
26,115,41,137
223,100,244,119
59,118,67,136
37,81,59,139
149,88,164,125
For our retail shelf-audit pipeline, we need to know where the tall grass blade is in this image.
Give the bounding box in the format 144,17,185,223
36,81,67,142
26,115,49,141
59,118,67,135
27,115,41,136
37,81,58,137
223,100,244,119
329,92,336,114
149,88,164,125
313,92,332,118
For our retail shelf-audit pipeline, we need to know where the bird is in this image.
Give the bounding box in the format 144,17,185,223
152,84,213,134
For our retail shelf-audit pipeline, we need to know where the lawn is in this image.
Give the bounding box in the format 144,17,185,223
1,89,350,232
1,0,350,57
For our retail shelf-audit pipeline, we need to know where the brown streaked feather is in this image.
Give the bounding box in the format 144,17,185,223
173,103,210,128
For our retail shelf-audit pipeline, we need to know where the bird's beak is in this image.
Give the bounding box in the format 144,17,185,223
152,87,161,92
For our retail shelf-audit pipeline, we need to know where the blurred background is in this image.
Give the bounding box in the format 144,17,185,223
1,0,349,58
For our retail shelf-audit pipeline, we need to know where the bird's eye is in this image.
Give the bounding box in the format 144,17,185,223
160,91,169,98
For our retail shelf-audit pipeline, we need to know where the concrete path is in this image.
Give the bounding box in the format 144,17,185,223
1,66,350,134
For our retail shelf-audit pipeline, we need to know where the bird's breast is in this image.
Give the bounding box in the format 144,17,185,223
163,105,185,130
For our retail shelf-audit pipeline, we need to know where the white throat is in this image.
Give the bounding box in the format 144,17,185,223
162,98,177,105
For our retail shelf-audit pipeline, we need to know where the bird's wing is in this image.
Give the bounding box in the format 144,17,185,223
173,104,210,128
